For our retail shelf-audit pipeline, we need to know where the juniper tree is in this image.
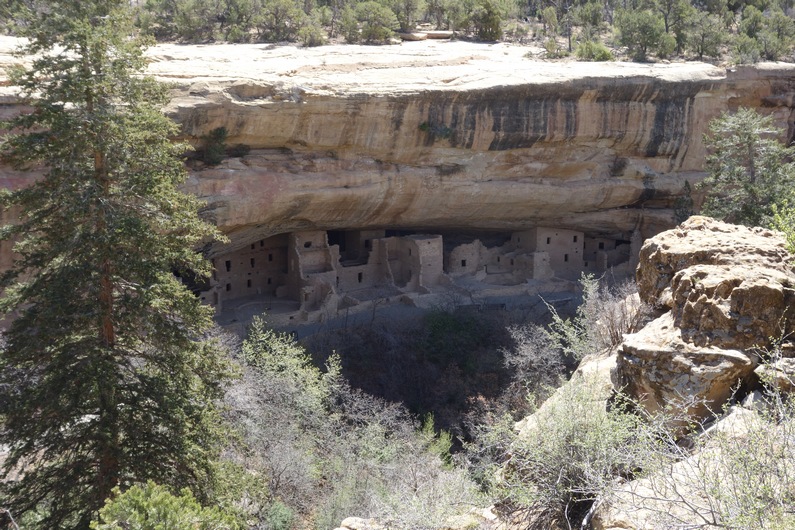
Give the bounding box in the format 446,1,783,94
701,107,795,227
0,1,230,528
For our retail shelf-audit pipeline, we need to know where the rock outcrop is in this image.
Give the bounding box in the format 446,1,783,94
4,37,795,257
508,217,795,530
618,216,795,419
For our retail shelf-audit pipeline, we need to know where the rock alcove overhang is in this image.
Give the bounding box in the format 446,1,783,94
5,38,795,256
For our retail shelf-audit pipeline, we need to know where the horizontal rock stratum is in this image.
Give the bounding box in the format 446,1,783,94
3,37,795,255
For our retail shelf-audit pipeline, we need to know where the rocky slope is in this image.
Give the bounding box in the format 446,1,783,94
3,38,795,255
504,218,795,530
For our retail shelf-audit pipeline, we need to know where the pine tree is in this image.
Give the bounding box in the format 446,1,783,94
0,2,230,528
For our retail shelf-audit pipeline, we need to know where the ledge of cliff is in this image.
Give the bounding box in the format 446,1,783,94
3,37,795,255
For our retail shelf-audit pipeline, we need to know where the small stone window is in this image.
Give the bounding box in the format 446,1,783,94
225,283,231,291
461,259,467,268
564,254,569,262
250,244,255,250
358,272,363,283
260,240,264,247
304,241,311,248
573,235,578,243
497,257,500,263
267,278,272,285
598,242,605,250
364,239,372,250
225,260,231,272
247,279,252,288
250,258,255,268
269,253,273,262
546,237,551,244
409,248,412,256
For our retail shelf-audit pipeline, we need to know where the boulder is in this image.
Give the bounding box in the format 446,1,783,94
618,217,795,420
336,517,384,530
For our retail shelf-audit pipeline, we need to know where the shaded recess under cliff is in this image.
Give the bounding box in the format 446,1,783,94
3,39,795,302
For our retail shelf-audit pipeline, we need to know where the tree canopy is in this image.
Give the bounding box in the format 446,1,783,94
700,107,795,227
0,1,230,527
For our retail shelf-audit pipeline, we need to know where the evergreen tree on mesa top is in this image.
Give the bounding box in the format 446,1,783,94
0,1,231,528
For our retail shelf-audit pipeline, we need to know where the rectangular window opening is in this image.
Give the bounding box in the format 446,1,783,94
247,279,252,288
546,237,551,244
564,254,569,262
598,242,605,250
225,260,231,272
358,272,363,283
225,283,231,291
250,258,255,268
573,235,578,242
461,259,467,268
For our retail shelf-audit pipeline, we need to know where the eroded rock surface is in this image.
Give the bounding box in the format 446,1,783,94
619,216,795,419
4,37,795,256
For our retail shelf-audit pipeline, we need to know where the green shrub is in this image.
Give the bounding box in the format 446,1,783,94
340,5,361,42
540,5,558,35
615,8,665,61
262,501,295,530
575,40,614,61
298,17,326,47
471,0,503,41
201,127,228,166
91,481,241,530
656,32,676,58
227,316,484,528
494,376,656,529
687,11,725,60
733,33,762,63
356,1,398,43
256,0,305,42
544,37,569,58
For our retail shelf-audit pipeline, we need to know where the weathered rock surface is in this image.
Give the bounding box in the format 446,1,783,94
593,406,767,530
618,217,795,419
4,37,795,255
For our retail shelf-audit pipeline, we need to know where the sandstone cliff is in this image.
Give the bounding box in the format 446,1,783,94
3,37,795,256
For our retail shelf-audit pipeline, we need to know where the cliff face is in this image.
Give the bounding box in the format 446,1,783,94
4,38,795,255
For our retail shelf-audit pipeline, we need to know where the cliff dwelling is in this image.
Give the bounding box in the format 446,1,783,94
202,227,634,328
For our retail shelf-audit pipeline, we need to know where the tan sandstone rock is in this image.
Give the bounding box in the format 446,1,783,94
619,217,795,420
593,406,786,530
4,38,795,257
